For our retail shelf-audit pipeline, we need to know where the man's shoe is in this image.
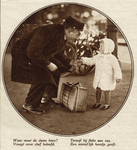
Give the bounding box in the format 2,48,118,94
22,103,45,114
41,98,48,104
41,98,55,104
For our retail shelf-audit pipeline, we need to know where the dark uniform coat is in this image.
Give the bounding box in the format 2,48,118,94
11,24,72,86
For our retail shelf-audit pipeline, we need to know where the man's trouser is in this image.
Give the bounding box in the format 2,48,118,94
25,69,60,108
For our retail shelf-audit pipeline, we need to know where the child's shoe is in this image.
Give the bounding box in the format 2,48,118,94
93,103,101,108
101,104,110,110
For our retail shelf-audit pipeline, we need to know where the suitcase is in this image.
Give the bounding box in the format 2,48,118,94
59,82,88,112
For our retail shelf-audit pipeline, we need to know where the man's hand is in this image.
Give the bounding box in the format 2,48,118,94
69,60,75,66
69,60,83,67
75,59,83,67
47,62,58,71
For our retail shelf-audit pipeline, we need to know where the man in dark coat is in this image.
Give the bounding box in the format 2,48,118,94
11,16,84,114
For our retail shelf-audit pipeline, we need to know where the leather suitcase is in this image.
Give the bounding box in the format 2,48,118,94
59,82,88,112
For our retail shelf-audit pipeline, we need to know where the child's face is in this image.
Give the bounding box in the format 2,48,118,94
99,41,104,54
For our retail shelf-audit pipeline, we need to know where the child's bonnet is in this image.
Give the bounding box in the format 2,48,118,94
100,38,115,54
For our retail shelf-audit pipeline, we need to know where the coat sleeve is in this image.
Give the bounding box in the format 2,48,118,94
26,26,55,67
111,55,122,80
82,56,96,66
55,51,72,69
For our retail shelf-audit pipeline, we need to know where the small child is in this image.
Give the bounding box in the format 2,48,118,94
80,38,122,110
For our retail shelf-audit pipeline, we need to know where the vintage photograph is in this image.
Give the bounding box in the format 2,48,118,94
3,3,132,135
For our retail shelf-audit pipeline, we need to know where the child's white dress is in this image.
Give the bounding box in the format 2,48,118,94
82,53,122,91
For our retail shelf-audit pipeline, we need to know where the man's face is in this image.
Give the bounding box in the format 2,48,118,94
65,28,81,43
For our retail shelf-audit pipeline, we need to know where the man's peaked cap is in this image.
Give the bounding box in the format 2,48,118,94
65,16,84,31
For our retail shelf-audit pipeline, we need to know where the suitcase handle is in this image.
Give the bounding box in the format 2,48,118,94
66,82,80,86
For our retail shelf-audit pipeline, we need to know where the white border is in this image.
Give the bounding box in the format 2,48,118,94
1,0,137,150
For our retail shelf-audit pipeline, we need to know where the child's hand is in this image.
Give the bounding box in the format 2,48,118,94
116,79,121,83
80,57,84,61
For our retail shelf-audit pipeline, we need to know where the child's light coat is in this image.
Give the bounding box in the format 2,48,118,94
82,53,122,91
